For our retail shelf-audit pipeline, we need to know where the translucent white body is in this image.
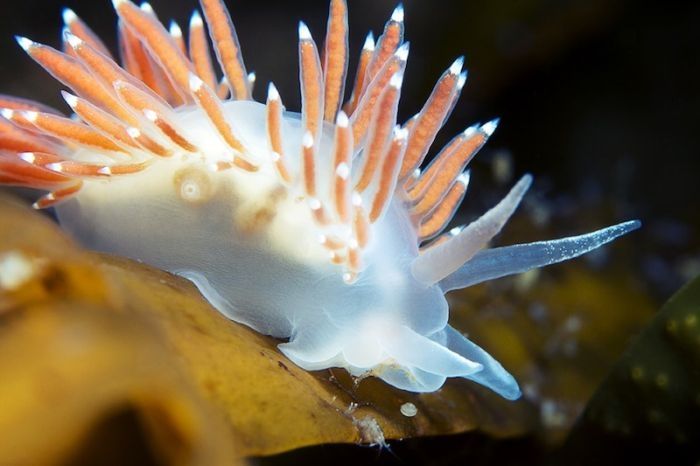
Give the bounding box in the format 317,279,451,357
54,101,517,396
53,99,640,398
0,0,641,400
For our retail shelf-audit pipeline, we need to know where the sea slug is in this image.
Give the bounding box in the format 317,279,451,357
0,0,640,398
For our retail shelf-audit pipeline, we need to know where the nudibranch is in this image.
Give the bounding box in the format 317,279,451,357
0,0,639,398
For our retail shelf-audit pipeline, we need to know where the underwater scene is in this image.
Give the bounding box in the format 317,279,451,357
0,0,697,464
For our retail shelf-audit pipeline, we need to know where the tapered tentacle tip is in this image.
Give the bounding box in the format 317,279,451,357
482,118,500,136
363,31,375,50
617,219,642,233
298,21,312,41
143,109,158,121
140,2,154,14
394,126,409,140
352,191,363,206
463,123,479,137
189,73,204,91
391,3,405,23
169,21,183,37
60,90,79,108
190,10,203,27
395,41,410,60
18,152,36,163
457,71,468,89
15,36,35,52
336,162,350,179
449,225,465,236
449,56,464,75
62,7,78,25
600,219,642,242
389,71,404,89
515,172,533,191
63,31,83,49
302,130,314,148
112,0,128,9
336,111,349,128
267,82,279,101
23,111,39,122
457,171,471,187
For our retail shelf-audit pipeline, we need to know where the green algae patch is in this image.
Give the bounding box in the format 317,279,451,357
561,274,700,464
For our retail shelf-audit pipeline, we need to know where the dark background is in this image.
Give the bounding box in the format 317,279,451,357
1,2,698,464
0,0,698,300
